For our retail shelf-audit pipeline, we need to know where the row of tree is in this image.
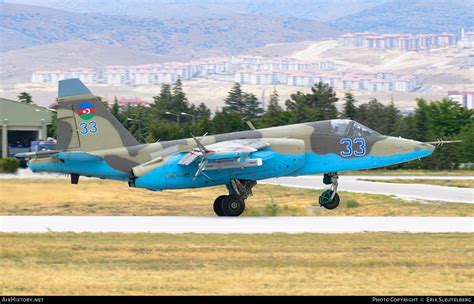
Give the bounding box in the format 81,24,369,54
43,79,473,170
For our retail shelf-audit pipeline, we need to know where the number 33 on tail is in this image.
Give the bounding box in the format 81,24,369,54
79,121,98,135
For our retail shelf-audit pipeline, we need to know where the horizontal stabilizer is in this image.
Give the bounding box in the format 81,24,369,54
15,150,60,159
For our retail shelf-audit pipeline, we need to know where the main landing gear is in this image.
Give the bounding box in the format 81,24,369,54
319,172,340,210
213,179,256,216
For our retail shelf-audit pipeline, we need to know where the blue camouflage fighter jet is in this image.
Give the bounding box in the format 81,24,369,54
21,79,436,216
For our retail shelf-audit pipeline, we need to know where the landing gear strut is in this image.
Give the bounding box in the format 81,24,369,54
319,172,340,210
213,179,256,216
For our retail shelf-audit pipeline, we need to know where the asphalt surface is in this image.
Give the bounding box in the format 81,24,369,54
1,216,472,233
262,176,474,204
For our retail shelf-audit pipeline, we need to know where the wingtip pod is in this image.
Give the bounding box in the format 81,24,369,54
58,78,91,98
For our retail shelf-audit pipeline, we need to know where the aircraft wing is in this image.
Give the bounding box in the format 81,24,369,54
178,138,270,174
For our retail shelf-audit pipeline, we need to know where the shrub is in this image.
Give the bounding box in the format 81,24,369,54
346,199,359,209
264,203,280,216
0,157,20,173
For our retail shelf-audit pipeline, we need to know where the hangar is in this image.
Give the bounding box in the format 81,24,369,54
0,98,52,158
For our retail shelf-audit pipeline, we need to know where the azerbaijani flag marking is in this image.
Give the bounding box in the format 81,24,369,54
76,101,96,120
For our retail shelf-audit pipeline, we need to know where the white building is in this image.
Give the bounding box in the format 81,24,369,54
448,91,474,110
106,71,123,85
339,32,458,51
469,54,474,69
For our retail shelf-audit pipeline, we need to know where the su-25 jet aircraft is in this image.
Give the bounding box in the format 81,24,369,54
22,79,436,216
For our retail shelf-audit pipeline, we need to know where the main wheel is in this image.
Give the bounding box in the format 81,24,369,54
319,190,340,210
213,195,227,216
221,194,245,216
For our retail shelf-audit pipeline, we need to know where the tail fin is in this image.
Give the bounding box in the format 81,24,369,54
56,78,139,151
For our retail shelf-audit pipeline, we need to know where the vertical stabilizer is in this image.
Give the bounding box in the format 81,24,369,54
56,78,139,151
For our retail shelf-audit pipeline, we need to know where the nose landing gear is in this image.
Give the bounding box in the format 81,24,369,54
213,179,256,216
319,172,340,210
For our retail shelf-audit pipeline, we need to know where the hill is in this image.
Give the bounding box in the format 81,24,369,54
330,0,474,34
0,40,171,84
5,0,384,22
0,2,339,55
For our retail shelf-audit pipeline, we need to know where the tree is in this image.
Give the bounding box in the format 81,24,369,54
383,100,401,136
18,92,33,104
396,115,415,139
395,98,470,170
426,98,472,137
122,105,150,143
223,82,263,119
195,102,211,120
224,82,244,114
305,82,338,120
171,77,190,113
458,121,474,163
47,111,57,138
260,88,286,127
152,83,173,115
211,111,246,134
147,120,183,142
412,98,434,142
341,92,358,120
434,143,460,170
355,98,386,133
285,82,338,122
242,92,263,119
285,91,319,123
110,96,122,122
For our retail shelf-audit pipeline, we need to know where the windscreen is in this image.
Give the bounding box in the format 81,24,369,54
349,122,380,137
329,119,380,137
329,119,352,136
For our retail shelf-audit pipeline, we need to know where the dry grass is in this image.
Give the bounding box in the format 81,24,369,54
1,233,472,295
0,179,473,216
361,179,474,188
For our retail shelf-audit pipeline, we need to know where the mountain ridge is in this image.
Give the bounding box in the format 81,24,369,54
330,0,474,34
0,2,340,54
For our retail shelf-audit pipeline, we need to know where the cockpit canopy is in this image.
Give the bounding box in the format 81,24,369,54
328,119,380,137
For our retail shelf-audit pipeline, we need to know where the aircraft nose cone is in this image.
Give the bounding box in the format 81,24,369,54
415,142,435,152
371,137,435,158
418,142,435,152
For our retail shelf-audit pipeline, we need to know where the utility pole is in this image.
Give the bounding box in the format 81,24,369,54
165,111,180,125
181,112,196,133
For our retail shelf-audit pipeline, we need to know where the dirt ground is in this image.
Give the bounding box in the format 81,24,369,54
1,233,472,295
0,179,472,216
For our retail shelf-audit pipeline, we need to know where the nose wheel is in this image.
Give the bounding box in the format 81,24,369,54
319,173,340,210
319,190,340,209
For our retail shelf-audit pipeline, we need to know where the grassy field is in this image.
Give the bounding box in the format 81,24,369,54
1,233,472,295
342,169,474,176
1,179,473,216
361,178,474,188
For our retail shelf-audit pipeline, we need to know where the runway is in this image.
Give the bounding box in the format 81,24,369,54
262,176,474,204
1,216,472,233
